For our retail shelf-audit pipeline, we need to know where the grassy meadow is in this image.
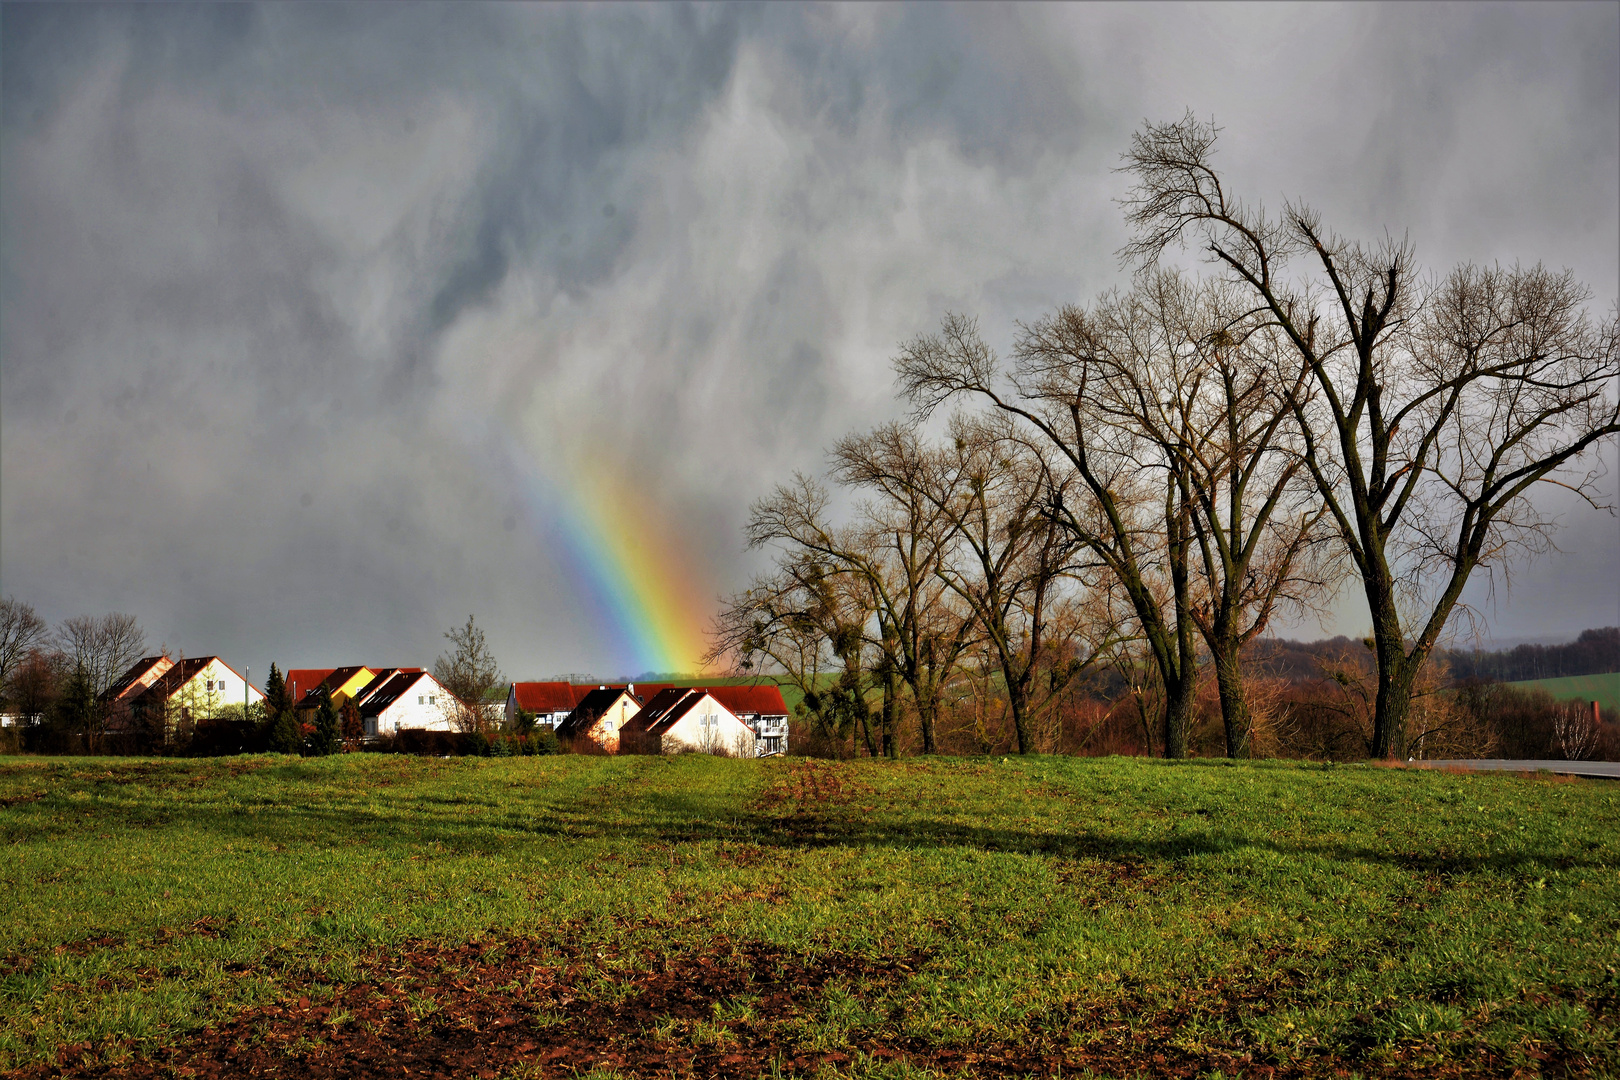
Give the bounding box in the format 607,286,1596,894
1,754,1617,1078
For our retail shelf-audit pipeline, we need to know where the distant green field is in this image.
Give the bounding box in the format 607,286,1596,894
1507,671,1620,712
2,754,1617,1077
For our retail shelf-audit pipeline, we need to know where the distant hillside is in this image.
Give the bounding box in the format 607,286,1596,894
1441,627,1618,682
1243,628,1619,686
1506,672,1620,713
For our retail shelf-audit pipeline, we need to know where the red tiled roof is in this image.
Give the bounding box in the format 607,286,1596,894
511,682,587,714
705,684,788,717
283,669,335,702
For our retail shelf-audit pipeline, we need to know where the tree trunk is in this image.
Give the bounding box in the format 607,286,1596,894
881,672,900,759
1366,571,1411,759
1212,635,1251,758
918,694,937,754
1008,677,1035,755
1161,669,1196,759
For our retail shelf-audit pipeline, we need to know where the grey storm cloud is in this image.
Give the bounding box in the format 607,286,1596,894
2,2,1616,677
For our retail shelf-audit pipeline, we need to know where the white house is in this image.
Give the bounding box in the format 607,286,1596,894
109,656,264,736
622,687,756,757
354,669,457,736
706,685,791,756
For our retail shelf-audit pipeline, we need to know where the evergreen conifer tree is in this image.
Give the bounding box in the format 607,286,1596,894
311,688,342,756
267,709,302,755
264,663,290,716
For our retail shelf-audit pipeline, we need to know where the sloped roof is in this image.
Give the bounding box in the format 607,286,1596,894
283,669,335,702
100,656,173,704
294,665,372,707
620,687,700,735
357,670,431,718
129,657,213,708
511,681,587,714
557,687,638,737
622,688,742,737
705,684,789,717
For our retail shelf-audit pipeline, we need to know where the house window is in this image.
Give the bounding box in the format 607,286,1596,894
428,695,436,705
418,696,424,705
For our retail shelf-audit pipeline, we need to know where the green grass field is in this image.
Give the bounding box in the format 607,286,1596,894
2,755,1617,1078
1506,672,1620,714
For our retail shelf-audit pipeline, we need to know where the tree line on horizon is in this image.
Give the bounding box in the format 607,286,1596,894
709,114,1620,763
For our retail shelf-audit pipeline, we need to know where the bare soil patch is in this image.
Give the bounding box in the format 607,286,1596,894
14,930,1570,1080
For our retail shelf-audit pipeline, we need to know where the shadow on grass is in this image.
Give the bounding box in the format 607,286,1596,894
4,756,1604,879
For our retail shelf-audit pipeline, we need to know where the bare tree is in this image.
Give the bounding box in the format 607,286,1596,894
709,552,877,756
0,597,49,705
921,415,1102,754
897,313,1205,758
831,422,980,754
739,474,918,757
1021,273,1338,757
1119,112,1620,757
55,613,146,706
434,615,504,734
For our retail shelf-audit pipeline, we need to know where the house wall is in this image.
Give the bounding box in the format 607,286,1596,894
750,714,789,755
659,694,755,757
578,692,639,753
173,660,266,719
374,674,458,733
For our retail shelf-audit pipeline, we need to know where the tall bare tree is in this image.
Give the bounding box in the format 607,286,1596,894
0,597,49,705
55,613,146,703
1022,273,1337,757
434,615,504,734
922,415,1100,754
1120,113,1620,757
831,422,979,754
897,313,1205,757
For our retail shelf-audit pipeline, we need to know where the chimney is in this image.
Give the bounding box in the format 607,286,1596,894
1596,700,1603,728
629,683,635,696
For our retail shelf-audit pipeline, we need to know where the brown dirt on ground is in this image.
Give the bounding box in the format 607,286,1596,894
13,928,1584,1080
750,760,875,820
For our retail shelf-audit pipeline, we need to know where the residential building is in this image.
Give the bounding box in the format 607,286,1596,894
556,685,652,753
705,685,790,755
621,687,756,757
112,656,264,738
505,682,589,730
352,669,456,736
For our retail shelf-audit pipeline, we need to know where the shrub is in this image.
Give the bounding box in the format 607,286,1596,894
394,729,463,756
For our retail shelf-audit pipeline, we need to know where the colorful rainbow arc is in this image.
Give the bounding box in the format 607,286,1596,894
505,439,713,676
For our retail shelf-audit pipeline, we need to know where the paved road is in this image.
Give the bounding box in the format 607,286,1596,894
1409,759,1620,780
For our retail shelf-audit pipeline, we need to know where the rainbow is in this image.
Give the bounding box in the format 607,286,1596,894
504,441,714,676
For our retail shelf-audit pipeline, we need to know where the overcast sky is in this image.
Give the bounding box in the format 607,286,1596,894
3,2,1616,680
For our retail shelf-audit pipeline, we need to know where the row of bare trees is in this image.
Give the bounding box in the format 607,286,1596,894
711,115,1619,760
